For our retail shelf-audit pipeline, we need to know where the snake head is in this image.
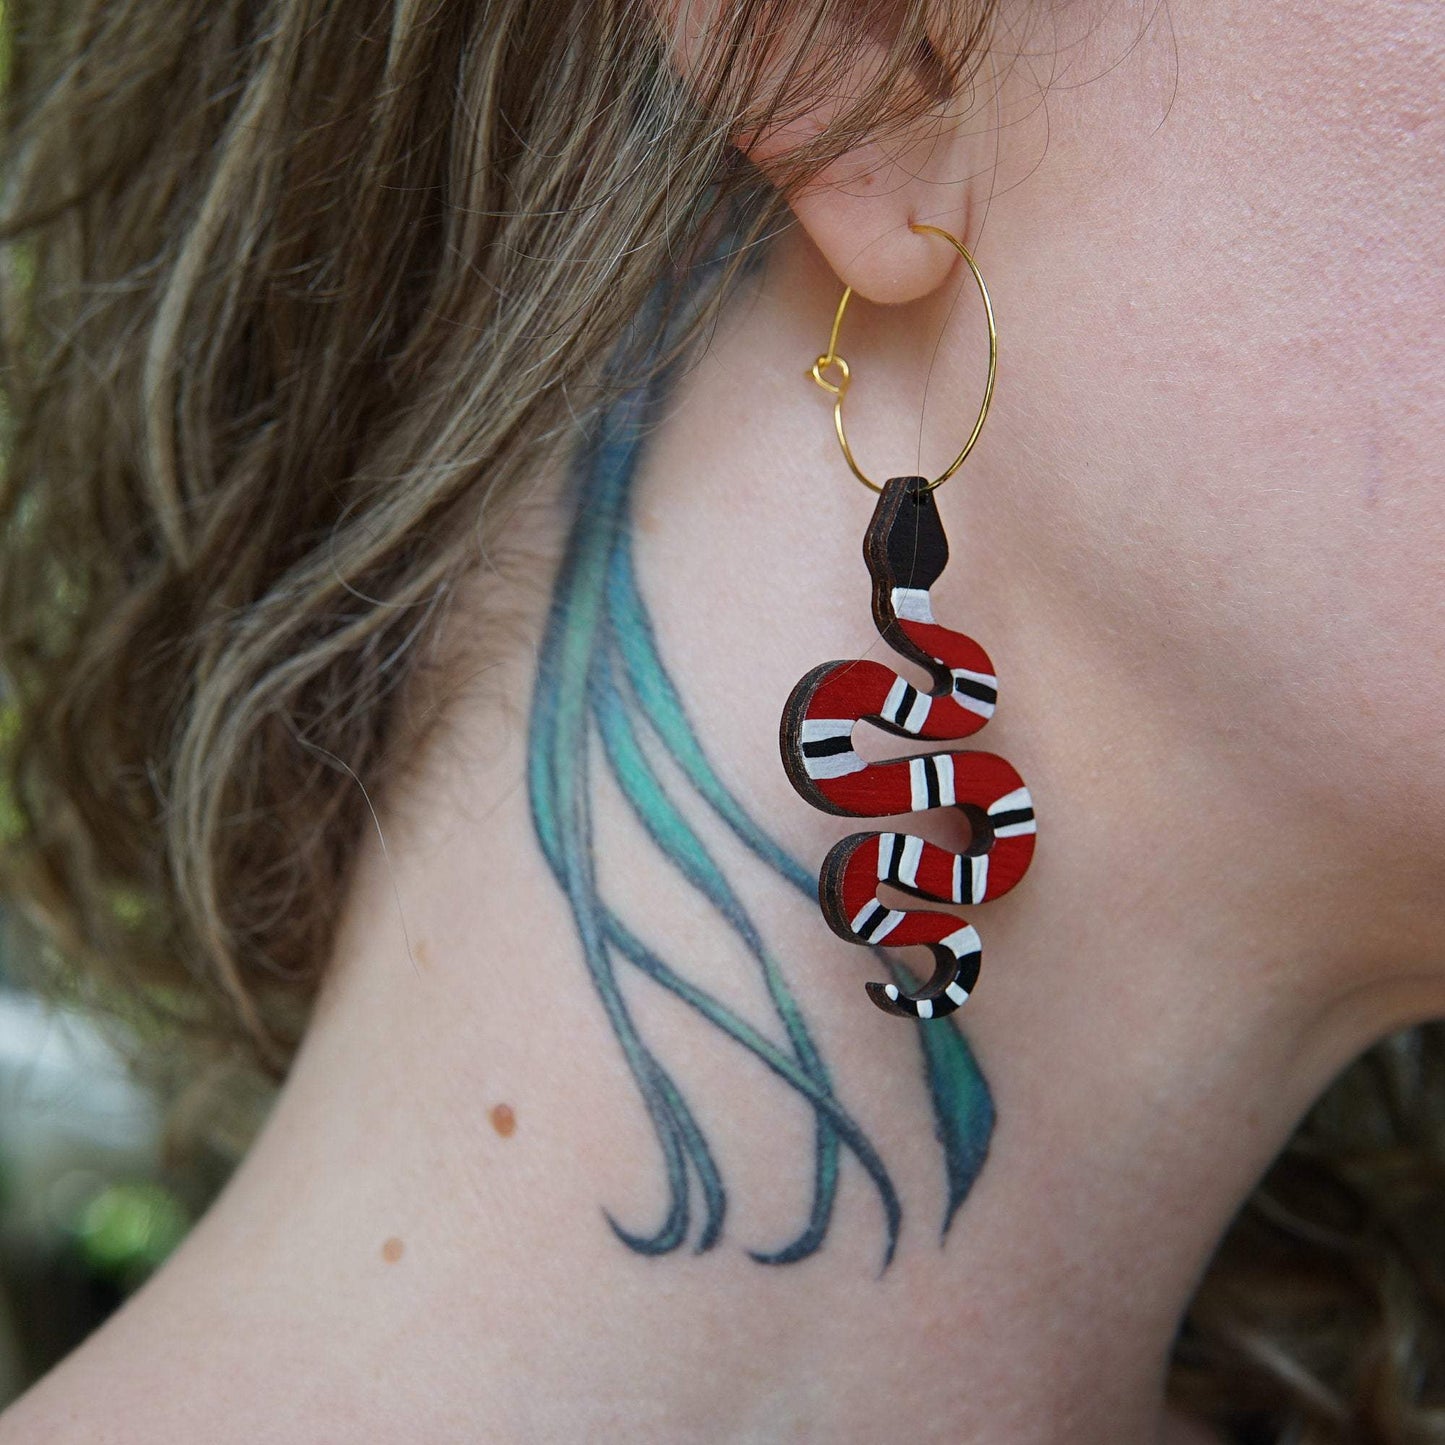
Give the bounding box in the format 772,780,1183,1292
868,474,950,594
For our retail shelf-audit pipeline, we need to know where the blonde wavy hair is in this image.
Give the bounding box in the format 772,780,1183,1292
0,0,1442,1437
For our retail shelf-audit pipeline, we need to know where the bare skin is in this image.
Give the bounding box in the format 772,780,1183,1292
3,1,1441,1441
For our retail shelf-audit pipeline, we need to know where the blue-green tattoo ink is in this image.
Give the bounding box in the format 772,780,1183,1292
526,255,994,1268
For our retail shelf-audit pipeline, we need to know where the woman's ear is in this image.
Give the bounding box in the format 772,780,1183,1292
740,106,979,306
654,0,991,306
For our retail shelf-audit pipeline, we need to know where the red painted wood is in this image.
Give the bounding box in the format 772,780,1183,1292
779,475,1037,1019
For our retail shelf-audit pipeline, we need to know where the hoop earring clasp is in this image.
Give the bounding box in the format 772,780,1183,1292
806,222,997,494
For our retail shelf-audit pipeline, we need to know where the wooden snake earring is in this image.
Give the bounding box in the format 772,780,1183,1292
779,224,1037,1020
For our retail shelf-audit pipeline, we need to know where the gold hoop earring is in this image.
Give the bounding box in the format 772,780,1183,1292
779,222,1037,1021
805,222,998,493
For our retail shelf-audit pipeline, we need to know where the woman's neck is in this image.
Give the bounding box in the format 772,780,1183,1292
4,230,1430,1445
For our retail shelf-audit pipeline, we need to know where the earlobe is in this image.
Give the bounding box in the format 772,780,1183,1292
740,113,974,307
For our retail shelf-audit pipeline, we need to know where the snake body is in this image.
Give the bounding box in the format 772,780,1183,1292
780,475,1036,1018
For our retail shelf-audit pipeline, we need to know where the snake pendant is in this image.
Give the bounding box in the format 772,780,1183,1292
779,474,1037,1019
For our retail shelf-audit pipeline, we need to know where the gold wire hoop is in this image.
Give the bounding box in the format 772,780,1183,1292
806,222,997,494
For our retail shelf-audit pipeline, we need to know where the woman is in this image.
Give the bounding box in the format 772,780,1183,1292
0,0,1440,1440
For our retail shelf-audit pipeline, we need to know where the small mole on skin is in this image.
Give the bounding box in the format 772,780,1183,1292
490,1103,517,1138
381,1236,405,1264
